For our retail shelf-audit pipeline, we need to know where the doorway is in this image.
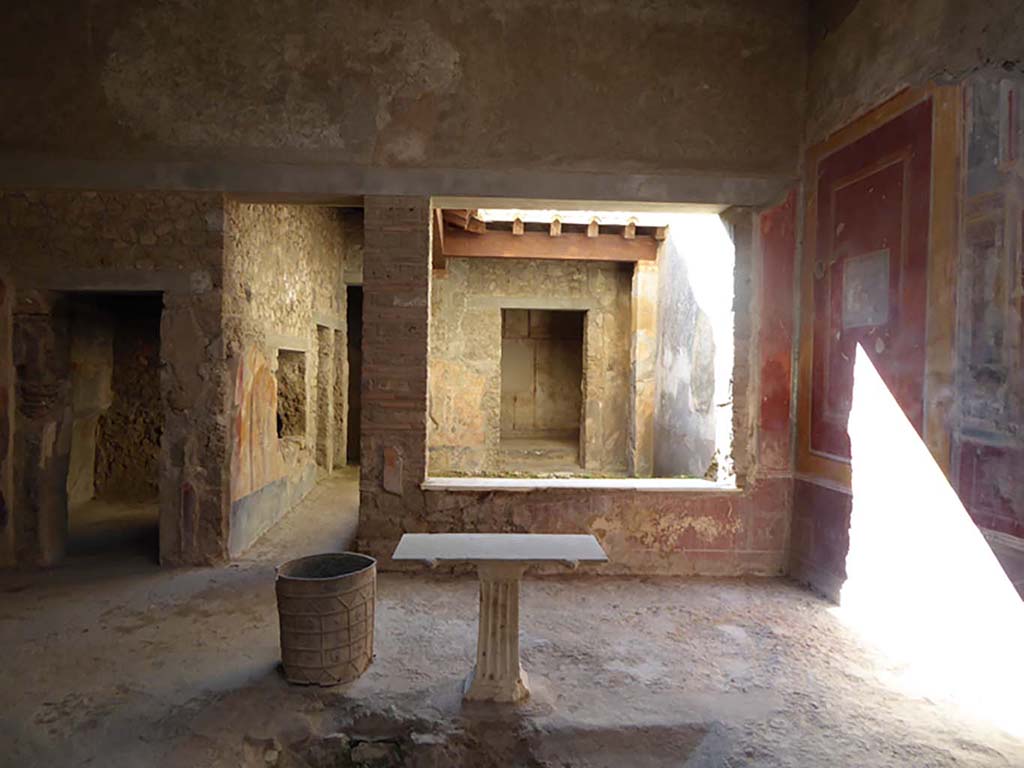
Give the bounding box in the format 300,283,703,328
65,293,163,561
499,309,584,471
346,286,363,464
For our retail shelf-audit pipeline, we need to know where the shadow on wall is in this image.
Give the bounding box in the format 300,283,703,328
653,215,735,480
836,344,1024,738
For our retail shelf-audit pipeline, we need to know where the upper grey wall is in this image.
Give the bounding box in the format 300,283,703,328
0,0,806,194
807,0,1024,141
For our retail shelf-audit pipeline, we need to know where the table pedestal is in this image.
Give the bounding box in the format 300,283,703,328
463,562,530,703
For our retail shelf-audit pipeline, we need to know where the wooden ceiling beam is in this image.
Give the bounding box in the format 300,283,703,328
432,209,447,270
441,227,657,262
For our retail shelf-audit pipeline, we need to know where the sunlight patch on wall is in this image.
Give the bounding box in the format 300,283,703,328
835,344,1024,737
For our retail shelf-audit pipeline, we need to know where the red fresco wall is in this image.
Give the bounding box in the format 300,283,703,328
758,190,796,473
794,79,1024,599
792,96,937,600
810,99,932,460
953,77,1024,551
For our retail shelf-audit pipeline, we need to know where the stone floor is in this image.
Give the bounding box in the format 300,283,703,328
1,466,1022,767
67,497,160,559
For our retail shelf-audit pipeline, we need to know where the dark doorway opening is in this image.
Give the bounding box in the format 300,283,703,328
500,309,584,471
65,293,163,561
346,286,363,464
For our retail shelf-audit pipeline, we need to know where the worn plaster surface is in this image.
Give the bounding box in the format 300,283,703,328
1,470,1021,767
223,201,349,556
92,296,163,502
954,74,1024,541
429,258,631,476
0,190,228,566
807,0,1024,141
654,229,720,477
1,1,806,180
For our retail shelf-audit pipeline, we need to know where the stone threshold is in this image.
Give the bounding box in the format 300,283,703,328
422,477,740,493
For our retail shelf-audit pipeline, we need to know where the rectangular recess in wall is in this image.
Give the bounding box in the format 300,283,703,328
276,349,307,439
499,308,584,472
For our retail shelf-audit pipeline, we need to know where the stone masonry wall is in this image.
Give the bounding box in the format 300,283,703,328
94,295,163,502
0,190,228,566
66,300,114,509
500,309,583,438
0,270,14,567
358,206,795,576
357,197,433,556
222,202,347,556
429,258,631,475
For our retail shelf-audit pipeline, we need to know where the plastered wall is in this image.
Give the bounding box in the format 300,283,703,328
807,0,1024,142
0,190,228,566
223,202,348,556
1,1,806,185
428,258,632,476
0,193,352,566
954,75,1024,549
791,68,1024,600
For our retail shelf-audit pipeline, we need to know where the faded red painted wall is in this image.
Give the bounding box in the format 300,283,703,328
953,75,1024,550
810,100,932,459
758,190,796,473
792,95,937,599
794,78,1024,599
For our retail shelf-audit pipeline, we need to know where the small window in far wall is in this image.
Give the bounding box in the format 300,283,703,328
276,349,307,439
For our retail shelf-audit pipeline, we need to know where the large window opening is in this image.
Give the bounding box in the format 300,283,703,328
427,205,736,485
500,309,584,473
66,293,163,560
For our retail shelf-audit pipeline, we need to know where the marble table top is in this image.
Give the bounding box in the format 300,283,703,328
392,533,608,565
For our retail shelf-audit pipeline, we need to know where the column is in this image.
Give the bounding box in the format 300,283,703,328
464,562,530,703
357,197,432,561
629,260,658,476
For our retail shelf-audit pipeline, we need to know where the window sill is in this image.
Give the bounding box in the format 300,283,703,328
422,477,740,493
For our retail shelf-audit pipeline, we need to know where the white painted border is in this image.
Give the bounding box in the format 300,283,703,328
422,477,741,493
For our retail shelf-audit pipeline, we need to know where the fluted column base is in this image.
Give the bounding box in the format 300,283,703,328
463,562,530,703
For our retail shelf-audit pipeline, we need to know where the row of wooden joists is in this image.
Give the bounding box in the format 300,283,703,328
433,209,665,269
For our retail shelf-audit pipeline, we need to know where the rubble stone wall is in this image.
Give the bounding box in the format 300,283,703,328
428,258,631,475
222,202,347,556
0,269,15,567
0,190,228,565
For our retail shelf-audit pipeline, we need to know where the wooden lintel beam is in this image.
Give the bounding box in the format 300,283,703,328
442,209,469,228
432,209,447,270
466,209,487,233
442,228,658,262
